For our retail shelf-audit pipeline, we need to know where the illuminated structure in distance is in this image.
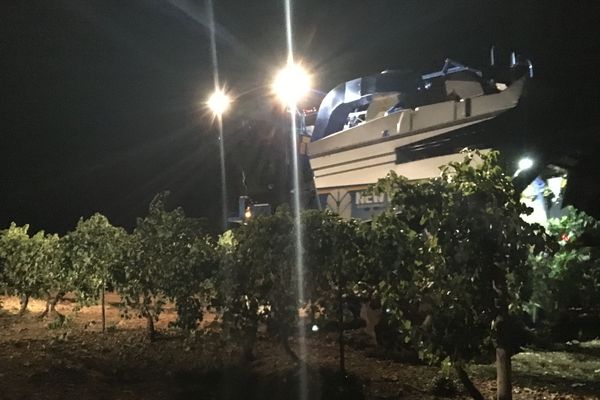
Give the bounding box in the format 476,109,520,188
307,57,533,220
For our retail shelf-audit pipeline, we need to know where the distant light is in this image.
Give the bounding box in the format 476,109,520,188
311,324,319,332
272,63,311,107
514,157,534,178
244,208,252,219
207,89,231,116
518,157,534,171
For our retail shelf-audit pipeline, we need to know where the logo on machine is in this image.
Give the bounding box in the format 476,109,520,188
354,192,386,207
319,188,389,220
326,189,352,219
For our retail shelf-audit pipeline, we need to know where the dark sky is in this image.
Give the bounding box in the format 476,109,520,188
2,0,599,233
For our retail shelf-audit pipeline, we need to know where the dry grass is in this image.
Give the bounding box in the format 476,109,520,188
470,340,600,399
1,295,599,399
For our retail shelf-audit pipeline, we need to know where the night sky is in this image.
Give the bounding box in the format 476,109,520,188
2,1,599,234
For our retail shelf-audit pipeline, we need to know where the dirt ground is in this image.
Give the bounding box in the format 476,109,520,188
0,295,598,400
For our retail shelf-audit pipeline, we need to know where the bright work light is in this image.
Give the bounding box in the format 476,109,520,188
518,157,534,171
514,157,534,177
272,63,311,107
207,89,231,116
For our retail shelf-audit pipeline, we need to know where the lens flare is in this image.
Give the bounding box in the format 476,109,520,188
207,89,231,116
518,157,534,171
272,63,311,107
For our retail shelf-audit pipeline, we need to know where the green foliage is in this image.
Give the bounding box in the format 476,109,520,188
303,210,363,320
529,206,600,321
116,192,217,334
37,232,65,304
47,313,67,330
367,150,547,364
63,213,128,305
0,223,63,303
0,224,30,295
7,149,594,387
218,227,260,355
429,373,460,397
219,207,300,356
219,208,365,359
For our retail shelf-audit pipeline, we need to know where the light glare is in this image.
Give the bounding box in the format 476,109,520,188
207,90,231,116
518,157,534,171
273,63,311,107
